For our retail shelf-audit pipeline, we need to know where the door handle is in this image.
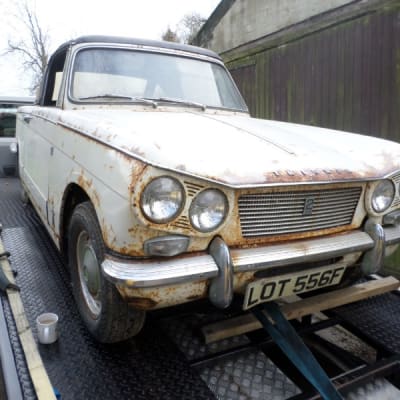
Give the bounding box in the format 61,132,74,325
23,115,32,124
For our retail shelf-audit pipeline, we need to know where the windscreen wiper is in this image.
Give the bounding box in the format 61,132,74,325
79,94,157,107
153,97,206,111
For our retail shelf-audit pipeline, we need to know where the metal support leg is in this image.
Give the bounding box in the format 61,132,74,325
253,302,344,400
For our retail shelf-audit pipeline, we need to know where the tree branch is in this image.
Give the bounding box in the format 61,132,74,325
6,0,50,92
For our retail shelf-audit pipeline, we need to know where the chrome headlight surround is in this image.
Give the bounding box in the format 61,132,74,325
189,189,228,232
366,179,395,215
140,176,184,223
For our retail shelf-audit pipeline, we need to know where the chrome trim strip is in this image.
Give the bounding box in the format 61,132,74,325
102,227,400,288
72,42,226,68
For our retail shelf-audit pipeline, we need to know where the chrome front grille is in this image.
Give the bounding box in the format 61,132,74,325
238,187,362,238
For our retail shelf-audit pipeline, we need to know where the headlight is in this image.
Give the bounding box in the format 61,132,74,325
371,180,395,213
190,189,228,232
141,177,184,223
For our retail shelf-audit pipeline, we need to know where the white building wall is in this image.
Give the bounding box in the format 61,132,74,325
209,0,355,53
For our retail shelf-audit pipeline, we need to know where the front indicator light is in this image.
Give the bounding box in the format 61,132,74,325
144,235,190,256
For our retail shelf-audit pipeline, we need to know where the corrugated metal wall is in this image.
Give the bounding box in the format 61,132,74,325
227,5,400,141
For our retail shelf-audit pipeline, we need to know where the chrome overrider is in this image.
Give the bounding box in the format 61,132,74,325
102,216,400,309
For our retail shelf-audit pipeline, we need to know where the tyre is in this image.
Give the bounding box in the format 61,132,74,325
68,201,145,343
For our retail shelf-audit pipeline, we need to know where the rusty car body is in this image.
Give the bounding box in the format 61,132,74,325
16,36,400,342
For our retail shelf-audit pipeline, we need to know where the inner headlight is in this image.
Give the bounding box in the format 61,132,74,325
371,180,395,213
190,189,228,232
141,177,184,223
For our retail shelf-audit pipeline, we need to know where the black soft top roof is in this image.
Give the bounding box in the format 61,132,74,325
55,35,221,60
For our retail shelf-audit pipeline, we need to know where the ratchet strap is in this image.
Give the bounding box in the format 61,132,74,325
253,302,343,400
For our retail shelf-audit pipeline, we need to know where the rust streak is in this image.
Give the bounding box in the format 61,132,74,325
262,168,358,184
127,297,159,310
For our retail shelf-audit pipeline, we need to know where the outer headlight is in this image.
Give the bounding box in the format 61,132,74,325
190,189,228,232
371,180,395,213
141,177,184,223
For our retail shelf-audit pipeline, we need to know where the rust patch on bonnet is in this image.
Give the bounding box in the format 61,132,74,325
262,168,358,184
195,168,365,186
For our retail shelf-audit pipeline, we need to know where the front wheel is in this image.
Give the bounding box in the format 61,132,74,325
68,201,145,343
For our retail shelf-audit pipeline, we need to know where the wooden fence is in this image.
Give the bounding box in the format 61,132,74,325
227,2,400,142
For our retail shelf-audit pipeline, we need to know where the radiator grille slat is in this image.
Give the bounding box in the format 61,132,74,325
239,187,362,238
239,197,360,206
241,211,355,225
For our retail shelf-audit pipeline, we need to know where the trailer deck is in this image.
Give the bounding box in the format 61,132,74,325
1,177,400,400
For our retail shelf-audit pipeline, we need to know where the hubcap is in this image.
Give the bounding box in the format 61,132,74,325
76,231,102,317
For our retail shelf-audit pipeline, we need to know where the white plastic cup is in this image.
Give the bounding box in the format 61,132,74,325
36,313,59,344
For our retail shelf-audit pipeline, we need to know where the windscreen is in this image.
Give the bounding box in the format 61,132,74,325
71,48,248,111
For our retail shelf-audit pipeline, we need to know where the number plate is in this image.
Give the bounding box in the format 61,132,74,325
243,265,346,310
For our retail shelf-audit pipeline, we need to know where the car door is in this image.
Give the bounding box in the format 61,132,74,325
17,107,51,222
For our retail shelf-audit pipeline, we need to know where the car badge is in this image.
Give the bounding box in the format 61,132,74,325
303,197,315,216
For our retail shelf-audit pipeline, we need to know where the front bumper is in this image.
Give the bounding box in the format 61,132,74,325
102,224,400,309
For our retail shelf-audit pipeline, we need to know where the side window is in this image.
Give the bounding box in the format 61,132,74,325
0,112,16,138
42,48,68,106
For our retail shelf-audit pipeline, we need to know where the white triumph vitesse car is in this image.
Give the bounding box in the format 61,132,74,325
17,36,400,342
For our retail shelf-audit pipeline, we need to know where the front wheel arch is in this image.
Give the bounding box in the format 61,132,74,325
59,184,90,261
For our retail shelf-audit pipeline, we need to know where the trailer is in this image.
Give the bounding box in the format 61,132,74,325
1,177,400,400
